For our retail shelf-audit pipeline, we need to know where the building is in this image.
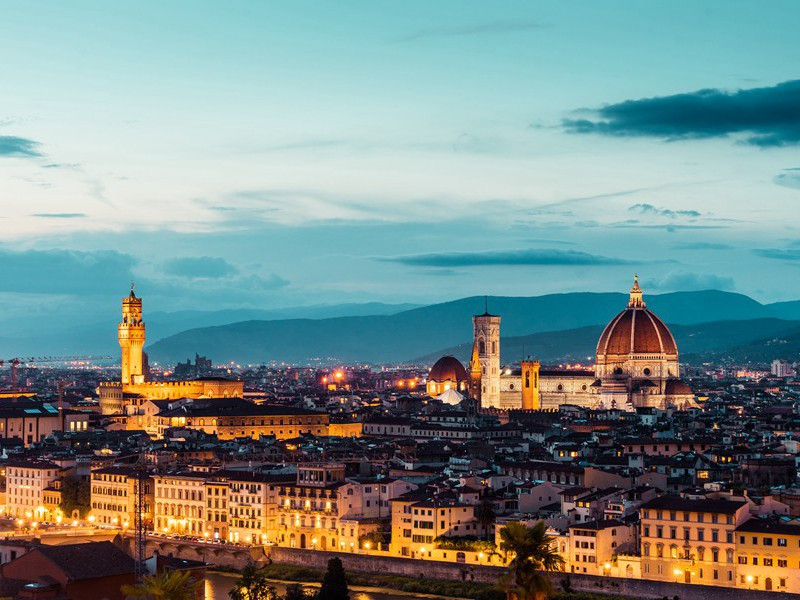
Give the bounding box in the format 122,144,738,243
639,496,749,586
464,277,696,412
100,287,244,414
735,517,800,593
594,277,696,411
426,356,469,397
771,359,794,378
0,541,135,600
89,466,154,529
5,459,62,521
568,519,637,575
0,397,89,447
153,397,330,440
471,311,501,408
153,471,210,536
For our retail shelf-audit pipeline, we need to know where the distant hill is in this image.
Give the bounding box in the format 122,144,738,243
416,318,800,366
145,290,786,365
0,302,420,357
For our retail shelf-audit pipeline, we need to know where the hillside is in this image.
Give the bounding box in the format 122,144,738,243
145,290,783,365
416,318,800,366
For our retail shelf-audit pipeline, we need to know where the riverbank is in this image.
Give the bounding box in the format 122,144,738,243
210,563,639,600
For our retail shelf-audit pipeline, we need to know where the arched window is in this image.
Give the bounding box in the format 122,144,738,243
478,339,485,354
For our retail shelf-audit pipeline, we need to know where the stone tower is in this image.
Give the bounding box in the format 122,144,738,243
118,284,146,385
521,359,541,410
472,307,500,408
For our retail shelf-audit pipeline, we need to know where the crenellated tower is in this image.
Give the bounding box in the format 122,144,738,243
118,284,146,385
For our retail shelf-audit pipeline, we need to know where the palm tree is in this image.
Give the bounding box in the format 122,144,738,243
499,521,564,600
121,569,201,600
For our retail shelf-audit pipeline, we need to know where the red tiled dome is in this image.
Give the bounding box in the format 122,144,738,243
596,307,678,356
429,355,468,382
596,277,678,357
665,379,692,395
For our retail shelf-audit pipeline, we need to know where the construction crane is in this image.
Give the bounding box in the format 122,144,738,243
0,355,112,389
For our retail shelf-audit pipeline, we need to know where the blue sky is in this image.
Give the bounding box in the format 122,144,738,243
2,1,800,323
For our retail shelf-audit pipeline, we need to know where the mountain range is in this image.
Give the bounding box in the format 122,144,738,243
143,290,800,366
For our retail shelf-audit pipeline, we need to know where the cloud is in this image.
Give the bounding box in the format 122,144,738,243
673,242,732,250
32,213,87,219
753,248,800,261
0,248,135,294
375,248,631,268
0,135,42,157
399,21,543,42
163,256,239,279
648,271,735,292
628,203,702,218
774,168,800,190
563,80,800,147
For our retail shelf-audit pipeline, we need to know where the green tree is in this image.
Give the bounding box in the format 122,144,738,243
121,569,201,600
60,475,90,518
475,497,497,540
229,563,278,600
498,521,564,600
316,557,349,600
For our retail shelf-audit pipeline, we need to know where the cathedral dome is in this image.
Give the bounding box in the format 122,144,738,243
428,356,468,383
596,277,678,357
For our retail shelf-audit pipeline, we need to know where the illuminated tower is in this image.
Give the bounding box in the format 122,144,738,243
468,340,482,402
521,359,540,410
119,284,146,385
472,305,500,408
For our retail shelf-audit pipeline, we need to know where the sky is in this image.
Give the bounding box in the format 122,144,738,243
2,0,800,327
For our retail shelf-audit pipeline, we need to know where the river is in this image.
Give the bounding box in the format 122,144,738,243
204,571,461,600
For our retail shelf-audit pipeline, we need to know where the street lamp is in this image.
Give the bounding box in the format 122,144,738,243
604,563,611,575
746,575,754,589
673,568,682,583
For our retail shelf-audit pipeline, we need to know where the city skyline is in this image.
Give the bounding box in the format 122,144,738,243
2,1,800,328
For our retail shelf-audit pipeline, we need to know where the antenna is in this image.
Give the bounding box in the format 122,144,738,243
484,295,488,314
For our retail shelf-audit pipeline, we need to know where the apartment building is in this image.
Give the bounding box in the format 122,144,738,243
153,471,209,535
89,466,154,528
640,496,749,586
568,519,636,575
734,517,800,593
5,459,62,520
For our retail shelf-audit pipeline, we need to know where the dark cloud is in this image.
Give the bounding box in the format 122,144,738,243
163,256,239,279
32,213,87,219
628,203,702,218
774,167,800,190
0,249,134,294
648,271,735,292
375,248,630,268
0,135,42,157
563,80,800,147
399,21,542,42
753,248,800,261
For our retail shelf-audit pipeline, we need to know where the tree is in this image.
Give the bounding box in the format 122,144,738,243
475,497,497,540
284,583,310,600
228,563,278,600
60,475,90,518
316,557,349,600
498,521,564,600
121,569,201,600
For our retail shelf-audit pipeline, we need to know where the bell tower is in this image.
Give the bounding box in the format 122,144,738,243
521,359,540,410
472,300,500,409
119,284,146,385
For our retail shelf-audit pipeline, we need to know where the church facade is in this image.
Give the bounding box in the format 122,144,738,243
427,277,697,412
98,287,244,415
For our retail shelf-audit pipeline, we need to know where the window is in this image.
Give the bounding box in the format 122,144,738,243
778,538,787,547
778,559,787,568
764,537,773,546
764,558,773,567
